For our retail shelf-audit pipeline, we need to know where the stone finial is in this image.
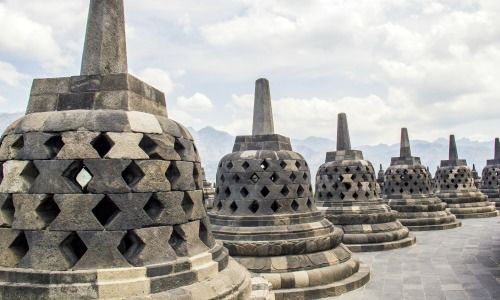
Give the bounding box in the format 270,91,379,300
380,164,383,171
472,164,476,171
449,135,458,160
495,138,500,160
252,78,275,136
337,113,351,151
81,0,128,75
400,128,411,158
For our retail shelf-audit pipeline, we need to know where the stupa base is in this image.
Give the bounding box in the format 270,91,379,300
0,244,252,300
404,221,462,231
452,210,499,219
345,235,416,252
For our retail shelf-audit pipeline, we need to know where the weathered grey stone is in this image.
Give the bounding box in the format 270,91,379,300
481,138,500,208
148,192,188,225
0,229,27,267
129,160,170,192
105,132,149,159
84,159,131,193
49,194,104,231
12,194,60,230
104,193,153,230
19,231,75,271
15,132,63,160
74,231,130,270
170,220,209,257
0,161,38,193
336,113,351,151
56,131,101,159
139,133,180,161
31,160,81,194
0,194,14,227
81,0,127,75
168,161,196,191
0,134,23,161
252,78,274,136
125,226,177,266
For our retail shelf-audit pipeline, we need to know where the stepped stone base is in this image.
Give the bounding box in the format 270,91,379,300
0,244,252,300
405,221,462,231
251,275,275,300
437,191,498,219
346,235,416,252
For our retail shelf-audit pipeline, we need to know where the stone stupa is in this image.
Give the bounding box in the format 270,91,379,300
209,80,369,299
377,164,385,191
315,114,415,251
383,128,461,230
434,135,498,218
0,1,254,298
480,138,500,208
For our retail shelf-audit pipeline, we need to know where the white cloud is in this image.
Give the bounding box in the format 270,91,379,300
0,61,27,86
136,68,175,96
0,95,7,104
177,93,214,112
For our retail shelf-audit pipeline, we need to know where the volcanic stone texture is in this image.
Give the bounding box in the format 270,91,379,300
434,136,498,219
384,128,461,231
480,138,500,209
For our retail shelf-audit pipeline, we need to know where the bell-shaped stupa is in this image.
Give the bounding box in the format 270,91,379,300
209,80,369,299
434,135,498,218
383,129,461,230
0,1,253,298
315,114,415,251
480,138,500,208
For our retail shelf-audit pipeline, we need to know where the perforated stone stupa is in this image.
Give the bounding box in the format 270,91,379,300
434,135,498,219
0,1,253,298
480,138,500,209
209,80,369,299
315,114,415,252
383,128,461,231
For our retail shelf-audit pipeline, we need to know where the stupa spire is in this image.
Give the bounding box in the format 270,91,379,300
449,134,458,160
495,138,500,160
252,78,274,135
337,113,351,151
400,128,411,158
81,0,127,75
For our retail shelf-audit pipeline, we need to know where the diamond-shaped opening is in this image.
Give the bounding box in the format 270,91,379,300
250,173,260,184
20,161,39,184
343,182,352,190
36,195,61,226
351,174,357,180
144,194,164,220
365,191,370,197
118,231,144,261
248,200,259,214
260,186,270,197
220,174,226,183
357,181,363,188
227,161,234,169
270,172,279,183
295,161,301,169
280,161,287,169
174,138,186,156
339,174,344,181
260,160,269,170
345,167,350,173
270,200,281,212
240,187,249,197
352,192,359,199
60,232,87,266
332,182,339,190
199,219,214,248
306,199,313,209
139,135,161,159
9,231,29,263
216,200,223,211
242,161,250,170
168,227,185,255
91,133,114,158
291,200,299,211
1,195,14,225
92,196,120,226
290,172,297,181
340,192,346,199
224,187,231,197
76,166,93,190
303,173,308,180
321,183,327,190
297,185,305,197
11,135,24,151
165,162,180,185
45,135,64,158
280,185,290,196
0,162,3,185
122,162,145,187
181,193,194,217
229,201,238,213
233,174,241,183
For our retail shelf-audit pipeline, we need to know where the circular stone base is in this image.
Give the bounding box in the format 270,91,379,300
346,235,416,252
270,263,370,300
453,210,499,219
405,221,462,231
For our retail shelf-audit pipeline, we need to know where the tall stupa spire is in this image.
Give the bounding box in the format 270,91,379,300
495,137,500,160
252,78,274,135
449,134,458,160
400,128,411,158
81,0,127,75
337,113,351,151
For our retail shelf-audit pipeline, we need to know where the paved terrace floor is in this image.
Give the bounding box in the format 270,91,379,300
330,217,500,300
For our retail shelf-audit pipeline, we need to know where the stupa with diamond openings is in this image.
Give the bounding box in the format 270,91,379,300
383,128,461,230
315,114,415,251
434,135,498,218
0,1,254,298
209,79,369,299
480,138,500,209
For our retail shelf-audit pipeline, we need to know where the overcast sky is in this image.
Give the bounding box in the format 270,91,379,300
0,0,499,145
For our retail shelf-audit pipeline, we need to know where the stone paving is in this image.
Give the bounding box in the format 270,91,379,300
330,217,500,300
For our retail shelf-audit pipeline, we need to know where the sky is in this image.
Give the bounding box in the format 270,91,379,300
0,0,499,146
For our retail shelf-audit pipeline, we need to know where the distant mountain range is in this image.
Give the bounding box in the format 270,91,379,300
0,113,494,183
